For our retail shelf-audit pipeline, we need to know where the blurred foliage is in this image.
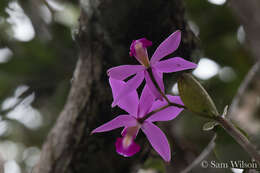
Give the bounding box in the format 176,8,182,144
0,0,258,173
0,0,9,17
0,0,79,172
143,158,166,173
184,0,253,109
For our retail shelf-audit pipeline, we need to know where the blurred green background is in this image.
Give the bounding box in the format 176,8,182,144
0,0,258,173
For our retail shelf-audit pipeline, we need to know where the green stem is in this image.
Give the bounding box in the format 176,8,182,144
139,104,171,123
147,67,260,164
138,68,185,123
215,116,260,165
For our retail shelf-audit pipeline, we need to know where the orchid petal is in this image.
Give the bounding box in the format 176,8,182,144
112,71,144,108
115,137,141,157
149,98,167,112
146,106,183,122
150,30,181,64
138,85,156,118
121,127,128,136
107,65,145,80
141,122,171,162
152,68,164,92
167,95,184,105
91,115,137,134
109,78,139,116
154,57,197,73
144,70,163,100
149,95,184,112
146,95,184,122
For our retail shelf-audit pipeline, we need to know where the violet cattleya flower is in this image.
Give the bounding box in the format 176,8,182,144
108,30,197,107
91,78,184,162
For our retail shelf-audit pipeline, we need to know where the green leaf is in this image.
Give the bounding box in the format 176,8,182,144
177,73,219,118
0,0,9,17
203,121,219,131
214,126,252,167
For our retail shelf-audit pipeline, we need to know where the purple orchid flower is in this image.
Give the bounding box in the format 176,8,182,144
107,30,197,107
91,78,184,162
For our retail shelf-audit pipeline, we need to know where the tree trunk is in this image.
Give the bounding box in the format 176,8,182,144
34,0,197,173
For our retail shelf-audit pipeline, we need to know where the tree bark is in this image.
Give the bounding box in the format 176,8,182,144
34,0,197,173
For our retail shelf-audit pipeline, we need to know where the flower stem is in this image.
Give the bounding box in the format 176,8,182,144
215,116,260,165
147,68,186,109
138,67,186,122
138,68,186,123
138,104,171,123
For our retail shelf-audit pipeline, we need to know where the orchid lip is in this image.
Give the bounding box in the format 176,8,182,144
122,135,133,149
115,137,140,157
134,42,150,67
130,38,152,68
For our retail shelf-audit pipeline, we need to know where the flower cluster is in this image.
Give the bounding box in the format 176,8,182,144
92,30,197,162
